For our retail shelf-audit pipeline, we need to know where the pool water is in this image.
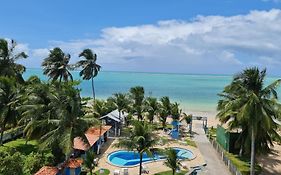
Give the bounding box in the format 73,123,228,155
108,147,194,167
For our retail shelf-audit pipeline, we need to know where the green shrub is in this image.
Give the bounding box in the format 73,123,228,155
0,152,24,175
186,138,197,147
23,152,55,175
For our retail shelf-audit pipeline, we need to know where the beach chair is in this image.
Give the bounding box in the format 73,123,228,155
114,169,120,175
93,158,99,166
181,163,188,169
141,165,149,174
99,168,105,174
122,168,129,175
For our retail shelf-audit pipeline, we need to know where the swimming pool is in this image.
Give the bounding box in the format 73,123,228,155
108,147,195,167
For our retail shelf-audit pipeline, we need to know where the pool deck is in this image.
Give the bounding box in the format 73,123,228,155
95,134,205,174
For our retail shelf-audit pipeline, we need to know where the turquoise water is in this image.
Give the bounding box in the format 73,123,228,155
107,147,194,167
23,68,281,112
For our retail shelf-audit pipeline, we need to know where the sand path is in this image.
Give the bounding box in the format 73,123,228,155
192,120,231,175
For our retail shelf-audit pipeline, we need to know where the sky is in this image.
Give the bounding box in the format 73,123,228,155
1,0,281,75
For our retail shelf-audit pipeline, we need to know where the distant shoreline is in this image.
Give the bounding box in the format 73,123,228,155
24,68,281,78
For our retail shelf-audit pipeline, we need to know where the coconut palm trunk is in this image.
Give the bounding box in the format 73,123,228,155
91,76,95,101
98,124,102,154
139,152,143,175
250,127,255,175
0,127,4,145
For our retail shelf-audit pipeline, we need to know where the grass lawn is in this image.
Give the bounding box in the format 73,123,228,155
186,138,197,147
225,152,262,175
0,138,38,155
93,168,110,175
154,170,188,175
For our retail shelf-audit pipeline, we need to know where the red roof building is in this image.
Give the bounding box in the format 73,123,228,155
34,166,59,175
73,125,112,151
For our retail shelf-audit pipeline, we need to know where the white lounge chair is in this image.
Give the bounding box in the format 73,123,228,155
122,168,129,175
114,169,120,175
141,165,149,174
93,158,99,166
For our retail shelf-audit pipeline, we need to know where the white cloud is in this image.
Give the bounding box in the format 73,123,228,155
32,48,49,58
27,9,281,74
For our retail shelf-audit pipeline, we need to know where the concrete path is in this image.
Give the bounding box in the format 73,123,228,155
192,122,231,175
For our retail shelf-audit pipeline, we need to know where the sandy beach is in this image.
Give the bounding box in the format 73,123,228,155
186,110,220,127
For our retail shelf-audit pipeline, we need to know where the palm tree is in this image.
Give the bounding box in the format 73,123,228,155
0,77,21,145
76,49,101,100
144,97,158,123
24,82,98,158
164,148,181,175
114,121,158,175
130,86,145,120
171,102,181,121
181,113,193,135
0,39,28,82
42,47,73,82
217,67,281,175
85,99,110,118
159,96,172,129
83,149,96,175
108,93,129,120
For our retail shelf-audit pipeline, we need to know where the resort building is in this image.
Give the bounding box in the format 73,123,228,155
35,159,83,175
35,166,59,175
73,125,112,155
61,158,83,175
100,109,128,136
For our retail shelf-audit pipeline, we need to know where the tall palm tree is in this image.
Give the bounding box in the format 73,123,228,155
0,77,21,145
42,47,73,82
130,86,145,120
76,49,101,100
217,67,281,175
181,113,193,135
144,97,158,123
164,148,181,175
171,102,181,121
0,39,28,82
159,96,172,128
114,121,158,175
108,93,129,120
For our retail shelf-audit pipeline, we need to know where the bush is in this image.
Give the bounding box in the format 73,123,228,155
23,152,55,175
0,141,55,175
0,152,24,175
186,138,197,147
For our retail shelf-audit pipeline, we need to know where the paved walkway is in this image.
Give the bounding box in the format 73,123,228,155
193,122,231,175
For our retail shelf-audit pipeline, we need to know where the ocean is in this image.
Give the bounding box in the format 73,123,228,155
23,68,281,113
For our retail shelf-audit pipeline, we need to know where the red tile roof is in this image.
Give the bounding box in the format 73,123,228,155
86,125,112,136
73,125,112,151
35,166,58,175
63,158,83,168
73,137,91,151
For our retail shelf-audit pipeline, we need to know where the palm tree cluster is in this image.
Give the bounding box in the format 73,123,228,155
87,86,182,129
23,80,98,159
42,47,101,100
217,67,281,175
0,39,101,168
